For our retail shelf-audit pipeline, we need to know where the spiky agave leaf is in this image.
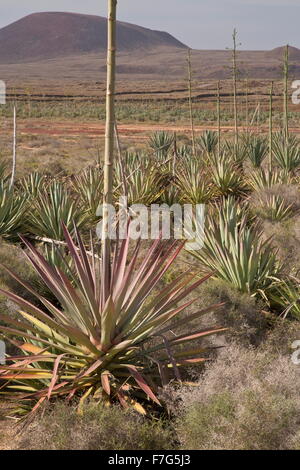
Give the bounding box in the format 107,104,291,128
0,182,27,240
247,167,294,191
176,157,214,204
246,136,268,168
273,132,300,172
270,277,300,320
209,153,246,196
197,130,218,154
222,139,248,167
253,193,295,222
186,197,280,296
0,226,225,415
114,153,164,206
28,181,88,240
18,172,47,199
149,132,174,161
72,166,103,220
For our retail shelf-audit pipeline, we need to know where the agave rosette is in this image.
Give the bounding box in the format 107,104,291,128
0,182,27,240
187,198,280,296
29,181,88,240
0,225,225,414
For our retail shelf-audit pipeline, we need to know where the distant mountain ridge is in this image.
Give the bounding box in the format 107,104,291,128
0,12,299,80
0,12,188,64
265,45,300,61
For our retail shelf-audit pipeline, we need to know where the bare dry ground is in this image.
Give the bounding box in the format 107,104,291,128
2,119,300,139
0,404,17,451
0,76,299,177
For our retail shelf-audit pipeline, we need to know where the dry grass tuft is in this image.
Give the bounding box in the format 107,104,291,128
18,402,175,450
173,343,300,450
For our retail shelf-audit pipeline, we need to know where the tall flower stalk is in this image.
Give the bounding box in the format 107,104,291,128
102,0,117,300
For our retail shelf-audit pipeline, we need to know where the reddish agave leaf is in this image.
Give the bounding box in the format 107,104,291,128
75,358,103,380
62,225,98,312
31,396,47,415
47,354,66,400
117,390,128,408
165,272,213,310
73,225,96,290
126,365,160,405
157,303,225,336
170,327,228,345
101,372,111,396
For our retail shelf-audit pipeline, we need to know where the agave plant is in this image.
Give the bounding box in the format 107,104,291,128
0,182,27,240
0,159,9,182
187,198,280,296
176,157,214,204
254,193,295,222
29,181,87,240
72,166,103,220
0,226,225,415
18,172,47,199
270,277,300,320
177,145,193,159
223,140,248,167
149,131,174,161
198,131,218,154
246,136,268,168
272,132,300,172
115,153,164,206
248,167,293,191
209,154,245,196
160,184,181,205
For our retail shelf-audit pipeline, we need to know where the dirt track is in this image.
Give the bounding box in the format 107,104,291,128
1,119,300,140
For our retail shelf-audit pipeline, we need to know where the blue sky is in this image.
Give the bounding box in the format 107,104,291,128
0,0,299,50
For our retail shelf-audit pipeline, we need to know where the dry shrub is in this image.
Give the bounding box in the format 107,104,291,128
269,184,300,211
264,318,300,356
262,216,300,275
18,402,174,451
249,184,300,222
174,343,300,450
251,184,300,210
195,279,268,346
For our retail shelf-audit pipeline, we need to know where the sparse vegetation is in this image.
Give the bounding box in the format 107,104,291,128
173,343,300,450
0,3,300,453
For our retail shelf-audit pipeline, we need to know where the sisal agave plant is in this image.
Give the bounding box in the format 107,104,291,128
29,181,87,240
115,153,164,206
272,132,300,172
149,131,174,161
19,172,47,199
0,226,225,415
270,277,300,320
72,166,103,221
0,182,27,240
160,184,181,205
176,157,214,204
209,153,246,196
197,130,218,154
254,193,295,222
187,198,280,296
223,140,248,167
246,136,268,168
177,145,193,159
247,167,293,191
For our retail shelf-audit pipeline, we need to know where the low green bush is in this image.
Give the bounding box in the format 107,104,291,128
19,402,175,451
174,344,300,450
